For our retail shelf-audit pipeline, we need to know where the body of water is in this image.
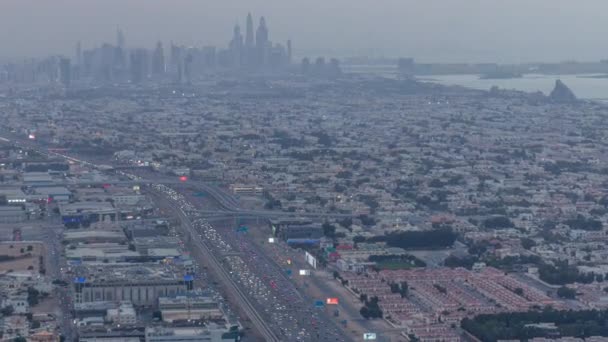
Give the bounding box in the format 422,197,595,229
423,73,608,101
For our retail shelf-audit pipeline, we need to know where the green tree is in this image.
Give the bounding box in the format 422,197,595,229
520,238,536,250
322,222,336,238
557,286,576,299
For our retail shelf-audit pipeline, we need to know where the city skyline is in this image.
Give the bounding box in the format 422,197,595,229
1,0,608,63
2,3,608,342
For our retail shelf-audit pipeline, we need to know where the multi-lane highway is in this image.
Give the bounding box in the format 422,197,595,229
152,189,280,342
1,132,351,341
0,133,280,341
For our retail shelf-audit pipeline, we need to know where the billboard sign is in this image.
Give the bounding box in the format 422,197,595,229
326,297,339,305
363,333,377,340
305,251,317,269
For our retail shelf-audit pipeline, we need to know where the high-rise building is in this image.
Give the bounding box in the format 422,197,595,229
75,41,82,67
130,48,149,84
152,41,165,75
183,48,196,83
59,57,71,87
82,50,94,77
245,13,255,66
116,27,126,49
230,24,244,67
74,41,82,80
256,17,269,67
246,13,255,48
115,28,127,70
99,43,115,82
287,40,293,65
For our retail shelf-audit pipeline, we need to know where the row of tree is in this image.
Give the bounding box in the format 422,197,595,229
538,261,599,285
368,254,426,267
364,229,457,250
462,308,608,342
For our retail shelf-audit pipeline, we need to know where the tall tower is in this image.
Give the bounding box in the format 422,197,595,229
256,17,269,67
116,27,126,49
75,41,82,80
245,13,255,48
75,41,82,67
245,13,255,66
115,28,127,71
59,57,71,87
230,24,244,67
152,41,165,75
130,49,148,84
287,40,292,65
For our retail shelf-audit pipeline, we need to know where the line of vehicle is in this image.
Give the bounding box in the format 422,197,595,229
157,192,280,342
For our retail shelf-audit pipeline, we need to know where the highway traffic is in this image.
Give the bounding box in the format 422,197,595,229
2,131,351,341
153,184,348,341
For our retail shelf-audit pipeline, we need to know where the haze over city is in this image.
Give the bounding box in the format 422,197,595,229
3,1,608,342
1,0,608,62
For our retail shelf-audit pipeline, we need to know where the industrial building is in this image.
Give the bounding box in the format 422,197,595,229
74,265,191,306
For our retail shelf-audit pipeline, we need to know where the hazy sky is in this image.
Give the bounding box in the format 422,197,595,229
1,0,607,63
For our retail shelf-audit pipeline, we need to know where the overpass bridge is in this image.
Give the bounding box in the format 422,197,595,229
197,209,357,219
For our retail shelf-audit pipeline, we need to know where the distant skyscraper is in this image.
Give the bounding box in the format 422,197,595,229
230,24,244,67
130,48,149,84
74,41,82,80
245,13,255,49
114,28,127,71
256,17,269,67
169,42,184,81
82,50,94,77
117,28,126,49
152,41,165,75
59,57,71,87
245,13,255,66
75,41,82,67
184,52,194,83
100,43,116,82
287,40,292,65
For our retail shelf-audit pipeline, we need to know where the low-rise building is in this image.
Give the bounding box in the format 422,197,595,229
145,324,236,342
106,302,137,326
159,295,223,322
74,265,190,306
0,206,27,223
